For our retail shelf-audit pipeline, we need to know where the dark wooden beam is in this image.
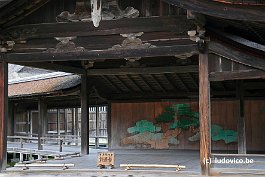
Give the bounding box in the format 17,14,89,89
2,16,195,40
0,62,8,171
87,65,198,76
199,51,211,176
12,62,86,75
210,70,265,81
110,91,197,100
10,33,191,53
164,0,265,22
236,81,246,154
5,44,198,62
208,28,265,52
81,74,89,155
209,41,265,71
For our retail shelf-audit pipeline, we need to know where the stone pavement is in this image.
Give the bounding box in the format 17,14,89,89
6,144,265,176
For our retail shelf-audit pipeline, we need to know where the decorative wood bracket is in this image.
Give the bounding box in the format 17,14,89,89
111,32,155,50
0,41,15,53
56,0,139,27
188,27,208,53
56,0,90,22
45,37,85,53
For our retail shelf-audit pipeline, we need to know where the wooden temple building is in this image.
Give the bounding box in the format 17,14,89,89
0,0,265,175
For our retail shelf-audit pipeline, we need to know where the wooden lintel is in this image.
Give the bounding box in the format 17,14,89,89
163,0,265,22
209,70,265,81
110,90,235,100
87,65,198,76
11,62,86,75
11,33,191,53
209,41,265,71
6,44,198,62
2,16,195,40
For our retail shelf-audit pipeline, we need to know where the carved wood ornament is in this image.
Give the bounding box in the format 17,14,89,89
111,32,155,50
56,0,139,27
45,37,85,53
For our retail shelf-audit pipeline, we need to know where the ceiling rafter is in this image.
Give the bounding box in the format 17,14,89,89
187,73,198,89
126,75,145,93
113,75,132,92
149,74,167,93
173,73,189,92
163,73,178,91
162,73,176,90
138,74,155,93
101,75,123,93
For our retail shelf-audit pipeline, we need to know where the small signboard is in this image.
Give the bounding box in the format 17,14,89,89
97,152,115,169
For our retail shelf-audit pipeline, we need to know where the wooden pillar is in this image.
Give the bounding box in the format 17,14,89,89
95,107,99,148
57,109,60,136
81,74,89,155
0,62,8,171
199,51,211,176
38,98,47,150
28,110,32,135
74,108,79,136
71,108,75,135
7,101,14,137
237,81,246,154
64,109,68,135
107,102,112,149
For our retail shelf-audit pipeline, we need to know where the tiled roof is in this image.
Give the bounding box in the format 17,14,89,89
8,74,80,97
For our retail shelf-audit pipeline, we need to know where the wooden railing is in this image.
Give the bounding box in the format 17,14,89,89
7,134,108,152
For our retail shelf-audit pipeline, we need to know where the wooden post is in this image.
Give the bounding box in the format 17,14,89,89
38,98,47,150
74,108,79,136
74,108,79,145
71,108,74,135
199,51,211,176
44,105,47,136
237,81,246,154
81,74,89,155
64,109,68,135
95,107,99,148
0,62,8,171
7,101,14,137
107,102,112,149
57,109,60,136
